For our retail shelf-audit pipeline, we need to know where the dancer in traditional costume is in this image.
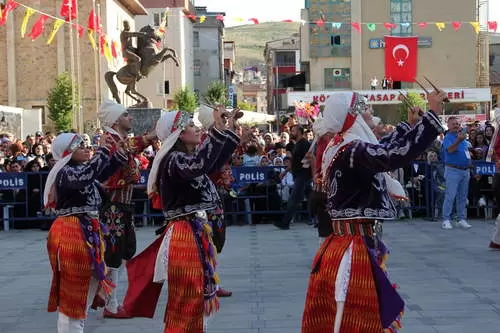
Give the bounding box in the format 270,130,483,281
301,91,446,333
45,133,128,333
96,99,156,318
487,108,500,249
122,107,240,332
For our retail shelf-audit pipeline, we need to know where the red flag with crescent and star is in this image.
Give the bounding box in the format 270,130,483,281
384,36,418,82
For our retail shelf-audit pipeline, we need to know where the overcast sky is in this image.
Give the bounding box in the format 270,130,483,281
193,1,499,29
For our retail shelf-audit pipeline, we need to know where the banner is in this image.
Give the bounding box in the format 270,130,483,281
0,173,26,190
385,36,418,82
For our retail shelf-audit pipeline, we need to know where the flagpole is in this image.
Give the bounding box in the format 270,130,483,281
68,1,77,131
75,0,83,133
92,0,100,128
97,3,103,106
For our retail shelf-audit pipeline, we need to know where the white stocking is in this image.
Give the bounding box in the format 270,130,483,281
333,242,353,333
57,277,99,333
105,267,120,313
492,214,500,245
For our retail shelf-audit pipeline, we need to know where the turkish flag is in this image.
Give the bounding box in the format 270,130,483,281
60,0,77,22
384,36,418,82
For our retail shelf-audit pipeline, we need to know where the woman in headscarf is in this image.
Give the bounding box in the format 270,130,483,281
45,133,128,333
122,107,240,332
301,91,446,333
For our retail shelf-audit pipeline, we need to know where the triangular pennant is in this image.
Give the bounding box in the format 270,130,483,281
435,22,446,31
316,19,325,28
452,21,461,31
469,21,480,34
199,15,206,23
87,30,97,50
417,22,428,29
216,14,224,21
73,23,84,38
27,15,49,41
400,22,411,28
351,22,361,32
331,22,342,29
21,8,36,38
249,18,259,24
282,19,294,23
0,0,19,26
366,23,376,32
384,22,397,31
47,19,65,45
488,21,498,32
111,41,118,58
233,17,244,23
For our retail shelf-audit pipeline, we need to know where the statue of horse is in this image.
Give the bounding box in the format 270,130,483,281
105,25,179,108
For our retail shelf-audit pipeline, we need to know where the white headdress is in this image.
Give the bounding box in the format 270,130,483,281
43,133,80,207
99,99,127,135
321,92,407,200
147,111,191,197
486,108,500,162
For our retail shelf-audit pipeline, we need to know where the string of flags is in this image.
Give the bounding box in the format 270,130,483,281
192,13,498,34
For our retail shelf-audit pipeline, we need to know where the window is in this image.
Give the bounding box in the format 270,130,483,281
390,0,412,36
309,1,351,58
275,52,296,66
32,105,45,125
324,68,351,90
193,31,200,48
194,59,201,76
153,12,167,27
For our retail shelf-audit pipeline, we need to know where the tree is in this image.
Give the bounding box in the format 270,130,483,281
173,86,198,112
237,100,256,111
47,72,75,132
203,81,227,106
397,92,426,122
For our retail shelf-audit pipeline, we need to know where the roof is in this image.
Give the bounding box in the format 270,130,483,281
117,0,147,15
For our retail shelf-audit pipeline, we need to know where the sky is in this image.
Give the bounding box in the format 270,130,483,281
193,0,304,26
193,0,500,30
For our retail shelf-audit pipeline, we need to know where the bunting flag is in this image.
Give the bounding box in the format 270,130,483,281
366,23,376,32
158,7,169,34
249,18,259,25
418,22,428,29
47,19,64,44
489,21,498,32
27,14,48,41
73,23,84,38
351,22,361,32
60,0,77,22
111,40,118,58
21,7,35,38
103,38,113,64
88,30,97,50
384,22,397,31
87,9,101,34
435,22,446,31
99,34,106,55
199,15,206,24
216,14,224,21
470,21,480,34
315,19,324,28
452,21,462,31
0,0,19,26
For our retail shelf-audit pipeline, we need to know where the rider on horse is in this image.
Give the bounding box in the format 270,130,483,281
121,20,147,80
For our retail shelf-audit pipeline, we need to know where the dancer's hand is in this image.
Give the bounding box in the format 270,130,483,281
213,105,229,131
228,108,244,132
428,91,448,115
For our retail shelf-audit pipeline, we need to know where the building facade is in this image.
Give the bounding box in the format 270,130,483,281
297,0,491,123
135,0,195,109
0,0,146,133
193,6,225,99
264,34,302,114
491,33,500,110
236,83,267,113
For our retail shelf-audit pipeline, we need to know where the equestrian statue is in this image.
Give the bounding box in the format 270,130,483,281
105,21,179,108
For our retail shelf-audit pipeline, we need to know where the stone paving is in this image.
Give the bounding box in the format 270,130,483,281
1,219,500,333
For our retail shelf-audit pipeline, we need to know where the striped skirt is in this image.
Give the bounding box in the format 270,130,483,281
47,216,94,320
302,219,404,333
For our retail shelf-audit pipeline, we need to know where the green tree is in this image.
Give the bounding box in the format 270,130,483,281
203,81,227,106
237,100,256,111
397,92,426,122
47,72,75,132
173,86,198,112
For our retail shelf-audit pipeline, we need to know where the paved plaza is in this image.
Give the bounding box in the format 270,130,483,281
1,219,500,333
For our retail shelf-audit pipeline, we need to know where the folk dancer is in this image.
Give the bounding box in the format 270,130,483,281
486,108,500,249
121,107,241,332
97,99,156,318
301,91,446,333
45,133,128,333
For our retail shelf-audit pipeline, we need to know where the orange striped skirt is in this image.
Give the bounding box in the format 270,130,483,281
47,216,94,320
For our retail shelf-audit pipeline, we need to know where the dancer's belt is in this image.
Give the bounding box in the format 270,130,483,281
332,219,375,237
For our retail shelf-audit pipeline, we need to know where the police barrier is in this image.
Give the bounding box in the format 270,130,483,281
0,162,497,229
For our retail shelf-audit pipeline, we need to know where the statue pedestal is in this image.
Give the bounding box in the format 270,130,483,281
127,108,166,136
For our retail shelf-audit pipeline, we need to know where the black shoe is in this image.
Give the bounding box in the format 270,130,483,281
273,222,290,230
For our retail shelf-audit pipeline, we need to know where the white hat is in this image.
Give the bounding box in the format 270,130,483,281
99,99,127,127
147,111,191,197
43,133,79,207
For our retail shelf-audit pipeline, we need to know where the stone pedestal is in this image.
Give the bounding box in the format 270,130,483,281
127,108,166,136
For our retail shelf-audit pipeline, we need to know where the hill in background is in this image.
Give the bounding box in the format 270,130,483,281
225,22,301,72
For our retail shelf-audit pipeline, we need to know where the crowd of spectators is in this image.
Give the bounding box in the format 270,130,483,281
0,114,498,229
